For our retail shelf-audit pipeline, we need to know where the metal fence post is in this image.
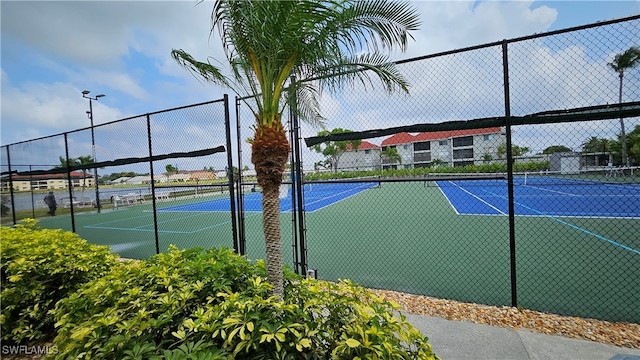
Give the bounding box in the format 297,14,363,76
288,101,300,274
29,165,35,219
235,97,246,255
6,146,17,225
290,85,307,275
64,133,76,233
224,94,240,254
146,114,160,254
502,40,518,308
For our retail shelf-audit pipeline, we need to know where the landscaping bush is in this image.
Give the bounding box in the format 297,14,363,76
304,161,549,181
52,245,438,359
1,219,118,344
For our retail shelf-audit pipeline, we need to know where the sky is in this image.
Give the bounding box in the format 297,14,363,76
1,0,640,172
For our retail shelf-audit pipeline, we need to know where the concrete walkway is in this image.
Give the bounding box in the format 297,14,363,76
405,313,640,360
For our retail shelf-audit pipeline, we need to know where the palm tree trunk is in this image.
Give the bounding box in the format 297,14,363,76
618,73,628,167
261,185,284,296
251,116,289,298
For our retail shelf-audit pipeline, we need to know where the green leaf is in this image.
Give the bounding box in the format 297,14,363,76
70,326,93,340
346,338,361,348
172,329,187,340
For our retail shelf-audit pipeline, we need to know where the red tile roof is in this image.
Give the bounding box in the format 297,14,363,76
413,127,502,142
381,127,502,145
346,141,380,151
381,132,415,146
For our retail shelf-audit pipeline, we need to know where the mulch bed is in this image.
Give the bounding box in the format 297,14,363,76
371,288,640,349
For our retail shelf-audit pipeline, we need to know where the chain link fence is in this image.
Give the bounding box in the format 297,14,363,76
2,16,638,323
2,98,237,259
288,16,640,323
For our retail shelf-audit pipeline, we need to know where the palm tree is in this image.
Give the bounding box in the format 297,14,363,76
581,136,610,154
608,46,640,167
76,155,95,196
57,156,78,169
172,0,419,297
380,147,402,169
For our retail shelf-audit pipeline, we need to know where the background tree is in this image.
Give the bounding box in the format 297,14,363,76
497,144,530,158
172,0,419,297
624,125,640,165
312,128,362,173
581,136,611,154
76,155,95,196
431,158,445,168
165,164,178,176
542,145,572,154
608,46,640,167
381,147,402,168
57,156,79,170
314,160,331,171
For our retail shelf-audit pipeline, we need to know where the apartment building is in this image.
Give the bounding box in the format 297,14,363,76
338,127,505,170
1,172,94,192
337,141,382,171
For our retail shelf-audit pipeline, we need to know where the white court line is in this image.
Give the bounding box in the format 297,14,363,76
523,185,581,196
447,181,507,215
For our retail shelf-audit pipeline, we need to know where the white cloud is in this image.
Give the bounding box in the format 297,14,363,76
400,0,557,60
2,0,638,169
88,71,151,101
1,1,213,67
0,70,127,142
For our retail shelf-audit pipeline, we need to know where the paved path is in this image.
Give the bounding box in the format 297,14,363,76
405,313,640,360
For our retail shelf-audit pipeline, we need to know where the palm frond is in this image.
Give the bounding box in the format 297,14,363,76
175,0,419,126
609,46,640,73
171,49,229,87
288,81,326,129
299,52,410,94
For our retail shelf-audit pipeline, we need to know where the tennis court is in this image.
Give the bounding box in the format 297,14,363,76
35,177,640,323
438,173,640,218
156,182,378,213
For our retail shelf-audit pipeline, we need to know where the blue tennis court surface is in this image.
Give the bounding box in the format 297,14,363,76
438,177,640,218
157,182,378,213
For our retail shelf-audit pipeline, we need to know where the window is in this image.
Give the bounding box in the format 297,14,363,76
403,144,409,150
439,140,448,146
364,149,371,154
453,148,474,159
453,136,473,147
413,141,431,151
483,134,495,141
414,152,431,162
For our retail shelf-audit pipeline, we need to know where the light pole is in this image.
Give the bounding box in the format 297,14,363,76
82,90,105,213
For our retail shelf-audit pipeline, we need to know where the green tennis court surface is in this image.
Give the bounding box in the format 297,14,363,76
36,181,640,323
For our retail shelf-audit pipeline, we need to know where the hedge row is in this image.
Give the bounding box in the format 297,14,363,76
0,220,439,359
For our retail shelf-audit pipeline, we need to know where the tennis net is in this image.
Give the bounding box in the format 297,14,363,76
521,167,640,186
422,167,639,187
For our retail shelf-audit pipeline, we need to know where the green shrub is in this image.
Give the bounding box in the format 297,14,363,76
52,245,438,359
1,219,118,343
304,161,549,181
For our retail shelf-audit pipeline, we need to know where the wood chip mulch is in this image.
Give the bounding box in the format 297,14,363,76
370,288,640,349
